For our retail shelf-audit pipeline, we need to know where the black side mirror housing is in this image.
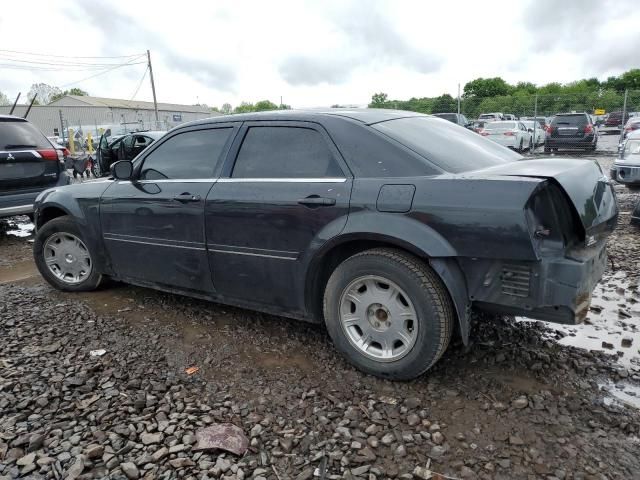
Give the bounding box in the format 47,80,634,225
111,160,133,180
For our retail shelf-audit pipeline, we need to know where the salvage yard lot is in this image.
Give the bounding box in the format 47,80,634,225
1,153,640,479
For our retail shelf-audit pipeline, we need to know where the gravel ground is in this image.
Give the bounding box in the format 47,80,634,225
1,152,640,480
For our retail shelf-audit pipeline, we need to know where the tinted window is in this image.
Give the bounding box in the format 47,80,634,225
552,115,587,126
140,128,232,180
372,117,520,173
232,127,343,178
0,120,51,149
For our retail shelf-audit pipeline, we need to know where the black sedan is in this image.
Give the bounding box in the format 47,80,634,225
32,110,617,380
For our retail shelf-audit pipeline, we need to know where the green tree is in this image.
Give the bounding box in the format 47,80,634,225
431,94,457,113
233,102,255,114
220,103,233,114
620,69,640,91
513,82,537,95
463,77,512,98
0,91,10,106
254,100,279,111
50,87,89,103
369,92,389,107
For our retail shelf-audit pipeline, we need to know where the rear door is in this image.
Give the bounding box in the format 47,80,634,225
205,122,352,313
0,118,61,192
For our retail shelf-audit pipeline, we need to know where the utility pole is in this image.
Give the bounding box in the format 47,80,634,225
532,94,538,155
147,49,159,126
619,89,628,145
457,83,461,115
59,110,66,144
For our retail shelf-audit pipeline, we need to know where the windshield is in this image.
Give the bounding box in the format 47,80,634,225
553,115,587,126
372,116,520,173
484,122,516,130
625,140,640,156
0,120,51,149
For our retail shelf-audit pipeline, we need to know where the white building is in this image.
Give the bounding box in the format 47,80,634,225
0,95,218,138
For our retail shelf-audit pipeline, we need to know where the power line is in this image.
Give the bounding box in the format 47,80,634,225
130,66,149,100
0,49,146,59
0,54,146,68
59,60,147,88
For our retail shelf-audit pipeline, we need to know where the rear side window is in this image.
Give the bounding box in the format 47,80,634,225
232,126,343,178
434,114,457,122
0,120,51,149
372,116,520,173
552,115,587,126
140,128,232,180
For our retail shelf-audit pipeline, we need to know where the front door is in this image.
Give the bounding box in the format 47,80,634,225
101,126,237,294
205,122,352,313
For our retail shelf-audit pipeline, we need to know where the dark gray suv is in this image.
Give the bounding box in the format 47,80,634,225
0,115,70,218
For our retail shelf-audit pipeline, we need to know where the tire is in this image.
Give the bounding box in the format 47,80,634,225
33,216,103,292
323,248,454,380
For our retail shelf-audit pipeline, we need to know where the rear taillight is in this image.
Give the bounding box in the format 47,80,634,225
545,125,552,133
480,131,489,136
37,149,59,160
504,131,515,136
63,148,70,156
584,125,593,134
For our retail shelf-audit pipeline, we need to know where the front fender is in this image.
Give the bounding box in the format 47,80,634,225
35,181,113,274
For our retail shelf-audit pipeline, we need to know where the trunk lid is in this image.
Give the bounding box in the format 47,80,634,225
472,158,617,235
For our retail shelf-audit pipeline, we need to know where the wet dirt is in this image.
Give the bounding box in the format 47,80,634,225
0,259,38,284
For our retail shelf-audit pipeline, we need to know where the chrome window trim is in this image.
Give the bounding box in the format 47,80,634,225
218,178,347,183
117,178,347,184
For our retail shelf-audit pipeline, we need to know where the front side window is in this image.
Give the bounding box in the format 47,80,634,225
140,128,232,180
232,126,343,178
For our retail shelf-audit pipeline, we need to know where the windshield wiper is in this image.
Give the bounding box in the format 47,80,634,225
4,144,38,149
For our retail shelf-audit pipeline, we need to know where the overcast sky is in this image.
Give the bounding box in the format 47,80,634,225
1,0,638,108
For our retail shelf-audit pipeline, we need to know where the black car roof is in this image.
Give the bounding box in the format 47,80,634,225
0,114,27,122
181,109,428,129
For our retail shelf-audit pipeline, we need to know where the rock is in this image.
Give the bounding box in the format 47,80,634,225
169,458,195,468
216,456,231,473
512,396,528,409
621,337,633,348
429,446,446,460
351,465,370,476
121,461,139,479
459,466,476,478
381,433,394,445
250,424,263,437
151,447,169,462
16,452,36,466
431,432,444,445
194,424,248,456
65,455,85,480
140,432,163,445
27,434,45,452
280,437,293,453
413,466,433,479
509,435,525,446
602,341,615,350
406,414,420,426
296,467,315,480
85,444,105,459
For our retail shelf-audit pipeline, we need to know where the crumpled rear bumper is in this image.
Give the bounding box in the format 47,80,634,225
466,242,608,324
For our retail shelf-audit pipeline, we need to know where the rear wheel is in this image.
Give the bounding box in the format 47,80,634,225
33,216,102,292
323,248,454,380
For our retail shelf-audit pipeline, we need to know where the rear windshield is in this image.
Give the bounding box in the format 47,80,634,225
552,115,587,126
0,120,51,149
434,113,457,122
625,140,640,155
372,116,520,173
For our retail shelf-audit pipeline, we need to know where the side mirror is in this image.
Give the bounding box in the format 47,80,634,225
528,128,533,133
111,160,133,180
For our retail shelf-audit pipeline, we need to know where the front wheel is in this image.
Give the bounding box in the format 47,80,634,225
323,248,454,380
33,216,103,291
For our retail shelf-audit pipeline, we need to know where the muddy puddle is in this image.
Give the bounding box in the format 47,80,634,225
0,260,38,284
518,271,640,369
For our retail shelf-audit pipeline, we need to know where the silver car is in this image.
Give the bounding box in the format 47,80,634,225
610,130,640,187
479,120,533,152
521,120,545,146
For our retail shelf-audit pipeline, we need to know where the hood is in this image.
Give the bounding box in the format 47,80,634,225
469,158,618,233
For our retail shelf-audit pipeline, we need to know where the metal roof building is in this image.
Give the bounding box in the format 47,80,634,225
0,95,219,137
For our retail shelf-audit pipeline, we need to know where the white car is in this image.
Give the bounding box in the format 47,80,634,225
480,121,533,152
610,130,640,187
478,112,504,122
521,120,545,146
